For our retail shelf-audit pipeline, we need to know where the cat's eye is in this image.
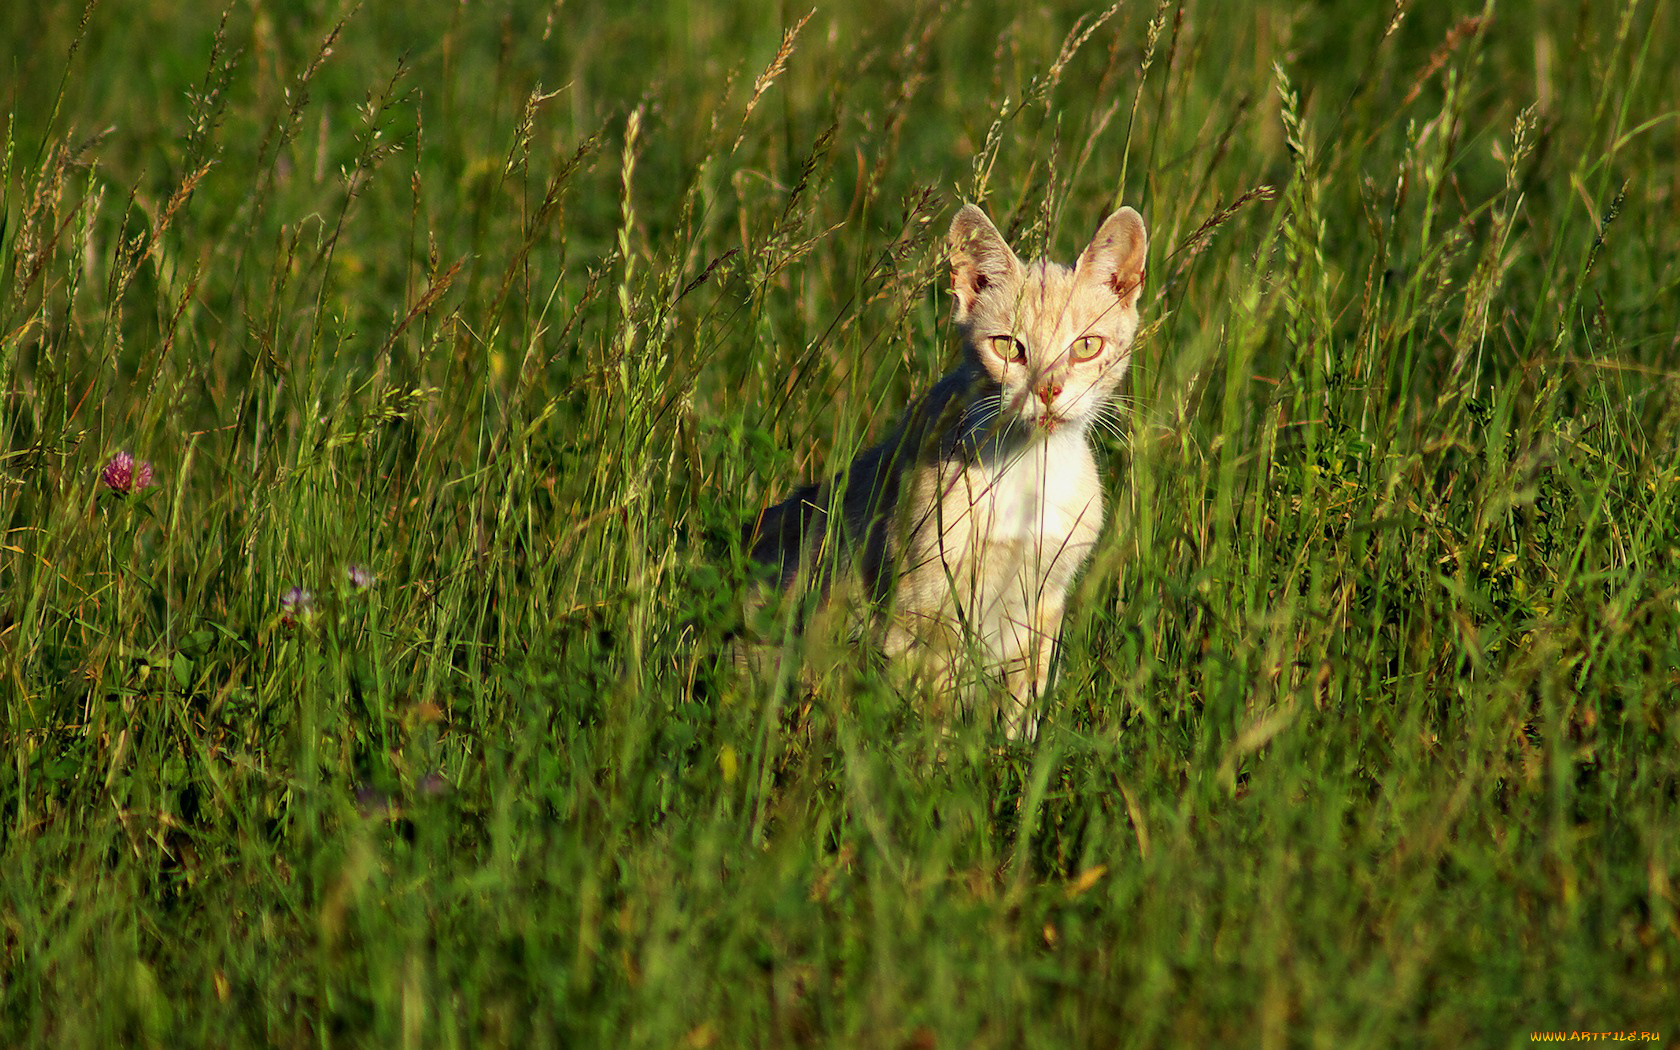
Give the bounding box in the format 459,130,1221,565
989,335,1027,365
1069,335,1105,363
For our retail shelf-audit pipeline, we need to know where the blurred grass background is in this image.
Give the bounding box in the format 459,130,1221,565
2,0,1677,1045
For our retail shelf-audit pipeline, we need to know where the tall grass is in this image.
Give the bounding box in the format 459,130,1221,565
2,0,1676,1045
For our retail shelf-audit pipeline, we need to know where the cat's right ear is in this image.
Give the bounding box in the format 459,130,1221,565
948,204,1020,321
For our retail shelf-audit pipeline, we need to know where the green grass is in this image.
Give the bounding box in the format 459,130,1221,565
3,0,1678,1045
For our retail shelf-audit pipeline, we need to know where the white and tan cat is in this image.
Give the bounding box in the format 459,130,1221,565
745,202,1148,739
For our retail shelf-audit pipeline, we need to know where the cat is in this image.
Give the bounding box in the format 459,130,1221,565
743,201,1148,740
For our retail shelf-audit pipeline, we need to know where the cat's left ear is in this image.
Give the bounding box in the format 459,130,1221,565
1076,207,1148,310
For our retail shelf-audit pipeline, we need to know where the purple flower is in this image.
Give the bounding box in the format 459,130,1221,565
100,451,154,495
280,586,315,625
347,564,375,589
355,785,394,819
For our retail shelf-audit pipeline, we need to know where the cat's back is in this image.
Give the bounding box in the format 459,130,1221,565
744,364,985,593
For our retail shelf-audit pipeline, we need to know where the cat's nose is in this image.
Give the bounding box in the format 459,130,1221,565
1035,381,1062,407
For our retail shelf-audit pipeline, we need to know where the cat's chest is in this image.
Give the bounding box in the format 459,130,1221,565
966,435,1100,552
891,431,1103,636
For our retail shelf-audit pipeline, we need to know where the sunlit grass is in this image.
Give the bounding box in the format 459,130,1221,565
2,0,1677,1045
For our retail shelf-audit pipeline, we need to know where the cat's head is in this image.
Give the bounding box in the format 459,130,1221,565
947,203,1147,439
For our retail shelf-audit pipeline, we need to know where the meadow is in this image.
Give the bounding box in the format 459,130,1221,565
2,0,1677,1045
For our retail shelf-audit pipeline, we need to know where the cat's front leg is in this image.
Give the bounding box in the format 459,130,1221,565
1000,597,1063,742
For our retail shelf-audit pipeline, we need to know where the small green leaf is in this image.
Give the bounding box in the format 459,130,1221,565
45,755,79,781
